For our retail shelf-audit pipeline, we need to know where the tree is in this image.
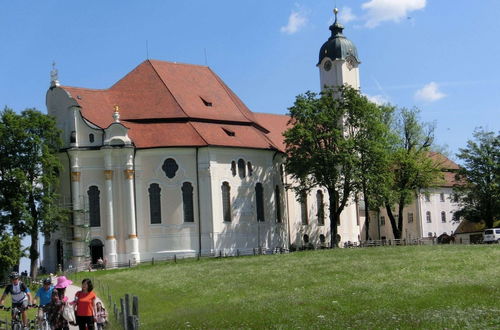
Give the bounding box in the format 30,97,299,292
383,108,441,239
0,108,66,278
353,104,395,240
452,129,500,228
284,86,386,247
0,234,22,279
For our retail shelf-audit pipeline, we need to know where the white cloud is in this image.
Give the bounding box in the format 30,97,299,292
414,82,446,102
280,10,308,35
361,0,426,28
365,94,389,105
339,6,357,24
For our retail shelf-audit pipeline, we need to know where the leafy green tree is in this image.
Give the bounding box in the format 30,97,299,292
0,108,66,278
0,234,22,279
452,129,500,228
383,108,441,239
353,104,395,240
284,86,386,247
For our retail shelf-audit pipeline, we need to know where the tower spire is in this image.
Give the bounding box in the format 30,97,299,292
50,61,60,87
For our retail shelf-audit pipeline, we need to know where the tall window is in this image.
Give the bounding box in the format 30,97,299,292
380,216,385,226
88,186,101,227
425,194,430,202
222,182,231,222
182,182,194,223
300,192,308,225
275,186,282,223
441,211,446,223
231,161,236,177
255,183,264,222
440,193,445,202
316,190,324,225
238,159,246,178
247,161,253,176
148,183,162,224
408,212,414,223
426,211,432,223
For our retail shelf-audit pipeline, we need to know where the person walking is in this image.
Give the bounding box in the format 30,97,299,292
54,276,73,329
95,302,107,329
74,278,96,330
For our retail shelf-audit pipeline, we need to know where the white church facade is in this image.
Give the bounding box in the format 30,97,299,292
42,9,461,272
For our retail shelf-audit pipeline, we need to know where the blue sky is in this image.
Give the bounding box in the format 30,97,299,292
1,0,499,158
2,0,498,272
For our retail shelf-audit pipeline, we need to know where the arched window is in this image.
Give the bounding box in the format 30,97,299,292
441,211,446,223
275,185,282,223
238,159,246,178
182,182,194,222
255,183,264,222
88,186,101,227
247,161,253,176
148,183,161,224
222,182,231,222
316,190,324,225
426,211,432,223
231,161,236,177
300,191,308,225
89,133,95,143
380,216,385,226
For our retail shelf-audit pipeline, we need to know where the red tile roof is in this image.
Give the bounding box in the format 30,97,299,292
61,60,278,151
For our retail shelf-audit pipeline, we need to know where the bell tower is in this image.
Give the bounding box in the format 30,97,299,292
317,8,360,91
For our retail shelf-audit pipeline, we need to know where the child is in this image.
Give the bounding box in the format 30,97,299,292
95,302,107,329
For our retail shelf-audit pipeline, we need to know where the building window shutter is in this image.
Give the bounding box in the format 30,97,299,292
148,183,162,224
88,186,101,227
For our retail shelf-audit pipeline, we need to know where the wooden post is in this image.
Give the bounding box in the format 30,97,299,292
128,260,131,268
114,302,118,321
152,257,154,265
120,298,128,330
132,296,139,317
174,254,177,263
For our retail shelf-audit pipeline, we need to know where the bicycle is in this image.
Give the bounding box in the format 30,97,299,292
0,304,37,330
35,306,50,330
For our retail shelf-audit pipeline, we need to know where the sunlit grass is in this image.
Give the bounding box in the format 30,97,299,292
71,245,500,329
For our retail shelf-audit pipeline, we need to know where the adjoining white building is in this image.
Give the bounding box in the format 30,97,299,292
42,9,460,272
366,153,462,243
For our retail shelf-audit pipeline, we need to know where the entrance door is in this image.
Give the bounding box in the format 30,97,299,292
89,239,104,265
56,240,64,270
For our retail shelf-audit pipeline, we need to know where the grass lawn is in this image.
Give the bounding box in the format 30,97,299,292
70,245,499,329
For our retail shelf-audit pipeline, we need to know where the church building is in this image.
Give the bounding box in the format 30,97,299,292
42,9,458,272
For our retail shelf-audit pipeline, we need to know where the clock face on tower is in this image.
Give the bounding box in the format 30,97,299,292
323,60,332,72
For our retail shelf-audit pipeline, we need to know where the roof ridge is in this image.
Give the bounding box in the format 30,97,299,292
148,60,190,119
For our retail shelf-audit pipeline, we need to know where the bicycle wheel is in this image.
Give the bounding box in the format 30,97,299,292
11,321,22,330
40,320,50,330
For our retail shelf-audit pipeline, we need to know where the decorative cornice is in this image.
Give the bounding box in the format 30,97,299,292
124,169,135,180
104,170,113,180
71,172,81,182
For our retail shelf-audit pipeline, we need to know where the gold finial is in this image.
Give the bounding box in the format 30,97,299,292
114,105,120,113
334,8,339,15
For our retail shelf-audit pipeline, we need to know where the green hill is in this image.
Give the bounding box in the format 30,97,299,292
70,245,499,329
